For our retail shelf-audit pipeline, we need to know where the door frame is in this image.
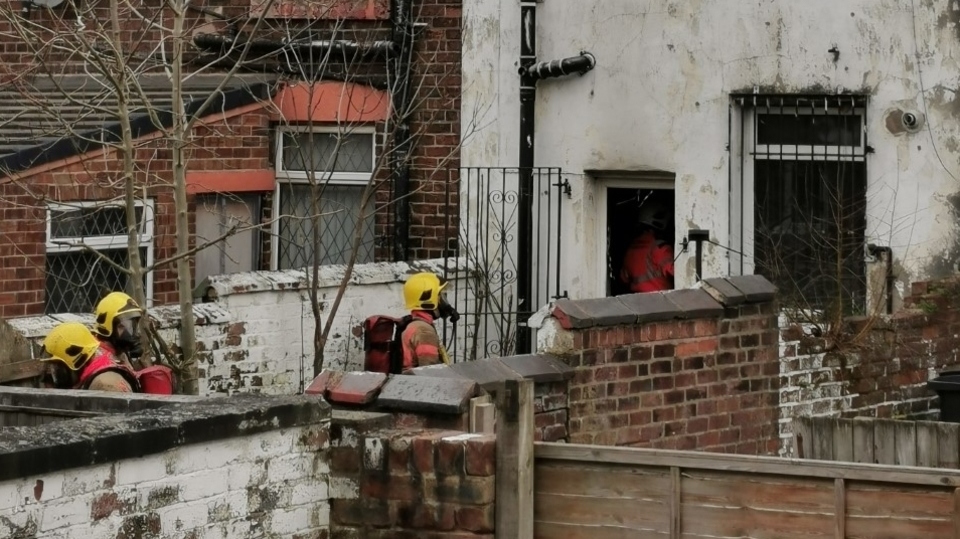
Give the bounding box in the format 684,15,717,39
593,172,676,298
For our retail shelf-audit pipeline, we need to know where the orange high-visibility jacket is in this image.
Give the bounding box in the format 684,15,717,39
620,230,675,293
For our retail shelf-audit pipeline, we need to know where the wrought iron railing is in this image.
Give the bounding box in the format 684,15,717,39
438,167,567,362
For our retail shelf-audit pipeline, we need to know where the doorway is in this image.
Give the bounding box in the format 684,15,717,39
605,187,676,296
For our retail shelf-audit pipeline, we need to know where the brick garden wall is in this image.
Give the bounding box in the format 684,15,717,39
6,257,476,394
537,276,782,455
778,276,960,454
0,393,330,539
329,412,495,538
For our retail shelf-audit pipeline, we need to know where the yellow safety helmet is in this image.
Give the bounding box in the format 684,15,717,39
42,322,100,371
94,292,142,338
403,272,447,311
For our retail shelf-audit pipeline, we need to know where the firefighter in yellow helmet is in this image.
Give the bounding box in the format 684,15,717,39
41,322,139,392
94,291,145,369
400,272,458,372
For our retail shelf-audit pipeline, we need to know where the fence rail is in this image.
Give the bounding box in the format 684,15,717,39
794,416,960,468
535,442,960,539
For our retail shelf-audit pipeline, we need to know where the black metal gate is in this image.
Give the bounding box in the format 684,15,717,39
439,167,568,362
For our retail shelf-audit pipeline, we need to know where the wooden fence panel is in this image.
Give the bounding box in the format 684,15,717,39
536,443,960,539
534,460,669,539
894,421,918,466
681,471,834,539
851,418,874,464
874,419,898,465
938,423,960,469
795,416,814,458
916,421,940,468
834,419,854,462
845,482,954,538
795,417,960,469
813,418,835,460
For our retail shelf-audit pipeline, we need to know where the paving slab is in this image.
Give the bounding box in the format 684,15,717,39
304,369,341,396
326,371,388,405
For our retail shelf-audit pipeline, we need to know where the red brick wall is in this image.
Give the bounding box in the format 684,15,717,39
780,277,960,428
408,0,462,259
331,426,495,538
534,381,568,442
545,277,782,455
565,306,779,454
0,105,273,318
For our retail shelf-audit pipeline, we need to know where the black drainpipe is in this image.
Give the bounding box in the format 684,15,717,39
193,34,396,60
391,0,414,261
516,0,596,354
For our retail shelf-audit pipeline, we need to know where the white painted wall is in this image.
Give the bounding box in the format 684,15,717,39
0,426,328,538
9,258,477,395
463,0,960,301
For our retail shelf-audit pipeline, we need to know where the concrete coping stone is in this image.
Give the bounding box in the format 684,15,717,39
376,375,479,415
662,289,724,319
0,393,330,482
197,256,473,299
617,293,684,324
409,354,573,387
0,386,201,413
701,277,747,306
407,364,471,380
552,276,778,329
725,275,778,303
499,354,574,383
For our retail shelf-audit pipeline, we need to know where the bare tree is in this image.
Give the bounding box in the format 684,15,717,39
0,0,476,389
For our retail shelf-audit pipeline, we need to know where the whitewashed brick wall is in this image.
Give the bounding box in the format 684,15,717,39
9,257,478,396
0,425,329,538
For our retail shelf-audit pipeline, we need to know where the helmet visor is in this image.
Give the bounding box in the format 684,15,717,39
116,313,141,343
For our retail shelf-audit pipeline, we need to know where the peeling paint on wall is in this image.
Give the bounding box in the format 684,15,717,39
462,0,960,301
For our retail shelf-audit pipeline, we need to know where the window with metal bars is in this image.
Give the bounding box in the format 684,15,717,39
730,95,869,315
273,129,376,270
44,200,154,314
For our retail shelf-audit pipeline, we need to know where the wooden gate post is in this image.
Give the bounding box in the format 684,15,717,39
494,378,534,539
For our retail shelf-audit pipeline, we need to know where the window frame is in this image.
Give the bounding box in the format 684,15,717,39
274,126,377,185
271,126,378,271
729,97,868,277
44,198,156,309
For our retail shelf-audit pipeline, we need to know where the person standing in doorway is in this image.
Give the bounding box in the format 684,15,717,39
619,201,675,293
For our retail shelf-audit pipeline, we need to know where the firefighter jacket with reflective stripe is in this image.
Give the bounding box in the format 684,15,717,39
76,347,140,393
401,310,451,372
620,230,675,293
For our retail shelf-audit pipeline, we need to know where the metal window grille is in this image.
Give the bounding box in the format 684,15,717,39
44,200,154,314
273,129,377,270
732,94,869,315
